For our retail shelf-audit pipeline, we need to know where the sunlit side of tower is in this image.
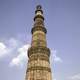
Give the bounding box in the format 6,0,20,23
25,5,52,80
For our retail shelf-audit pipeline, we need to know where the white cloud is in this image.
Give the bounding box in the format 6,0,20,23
50,49,62,80
8,38,19,48
54,78,57,80
0,37,31,67
52,71,56,80
0,38,22,59
50,49,62,64
10,44,30,67
6,38,22,49
0,42,9,58
69,73,80,80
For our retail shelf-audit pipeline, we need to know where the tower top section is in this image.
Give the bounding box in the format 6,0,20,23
35,5,43,15
32,5,47,34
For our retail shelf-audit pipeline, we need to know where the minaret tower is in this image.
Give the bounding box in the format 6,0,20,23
25,5,52,80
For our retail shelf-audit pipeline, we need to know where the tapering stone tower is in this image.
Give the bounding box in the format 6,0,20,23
25,5,52,80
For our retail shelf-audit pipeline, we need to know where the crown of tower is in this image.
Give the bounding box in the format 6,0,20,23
36,5,42,10
34,5,44,21
32,5,47,34
35,5,43,14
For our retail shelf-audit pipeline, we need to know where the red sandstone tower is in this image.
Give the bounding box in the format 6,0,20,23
25,5,52,80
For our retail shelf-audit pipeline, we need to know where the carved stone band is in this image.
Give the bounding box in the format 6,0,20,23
29,55,50,62
31,26,47,34
34,15,44,21
28,46,50,58
27,66,51,72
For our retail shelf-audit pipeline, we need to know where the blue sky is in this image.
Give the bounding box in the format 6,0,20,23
0,0,80,80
